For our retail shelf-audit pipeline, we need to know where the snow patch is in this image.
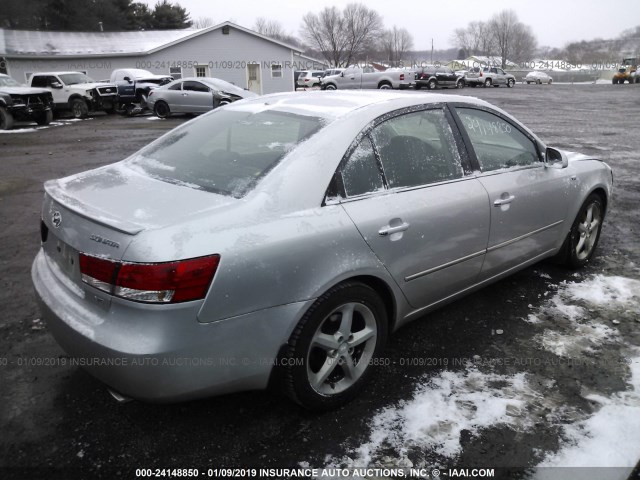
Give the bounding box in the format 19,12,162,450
536,355,640,470
329,369,539,467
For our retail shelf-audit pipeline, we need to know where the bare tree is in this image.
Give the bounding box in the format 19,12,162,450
254,17,285,39
301,3,382,67
451,21,495,57
382,26,414,66
489,10,537,68
510,23,537,63
191,17,215,29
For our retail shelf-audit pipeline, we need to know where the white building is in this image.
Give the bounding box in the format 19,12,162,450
0,21,324,94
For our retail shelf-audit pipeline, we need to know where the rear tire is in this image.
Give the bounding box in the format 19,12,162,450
283,282,388,411
484,78,492,87
456,80,465,89
427,79,437,90
325,84,337,90
507,78,515,88
153,101,170,119
0,106,15,130
378,82,392,89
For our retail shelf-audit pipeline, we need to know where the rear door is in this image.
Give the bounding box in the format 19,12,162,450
160,81,185,112
436,67,457,87
452,106,569,280
337,106,490,309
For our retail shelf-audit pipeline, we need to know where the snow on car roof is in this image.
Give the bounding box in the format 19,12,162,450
228,90,493,121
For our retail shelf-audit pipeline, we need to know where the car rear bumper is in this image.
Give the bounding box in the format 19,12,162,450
32,249,313,402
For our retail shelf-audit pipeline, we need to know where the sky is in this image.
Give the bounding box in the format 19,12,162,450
143,0,640,51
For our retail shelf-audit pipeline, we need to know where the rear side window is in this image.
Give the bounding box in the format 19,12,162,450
341,137,383,197
129,110,324,198
371,109,463,188
456,108,539,171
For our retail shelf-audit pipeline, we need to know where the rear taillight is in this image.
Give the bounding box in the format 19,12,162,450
79,253,220,303
479,71,483,77
400,73,405,80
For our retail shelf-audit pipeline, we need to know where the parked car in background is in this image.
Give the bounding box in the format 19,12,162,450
28,71,117,118
297,70,324,88
0,73,54,129
414,65,464,90
147,77,257,118
321,65,411,90
32,91,612,411
466,66,516,88
525,71,553,84
110,69,173,115
322,68,345,78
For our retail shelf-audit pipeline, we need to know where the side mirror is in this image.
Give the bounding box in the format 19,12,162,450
545,147,568,168
50,82,63,89
123,76,132,83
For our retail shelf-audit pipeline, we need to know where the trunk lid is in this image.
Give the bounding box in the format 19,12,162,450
40,162,234,300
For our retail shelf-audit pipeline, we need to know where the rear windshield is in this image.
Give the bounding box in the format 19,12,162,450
128,109,324,198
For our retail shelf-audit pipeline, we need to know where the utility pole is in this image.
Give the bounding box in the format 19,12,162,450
431,38,434,64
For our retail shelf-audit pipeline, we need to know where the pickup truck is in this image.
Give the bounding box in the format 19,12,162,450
110,69,173,114
0,74,54,129
465,66,516,88
321,65,411,90
28,71,117,118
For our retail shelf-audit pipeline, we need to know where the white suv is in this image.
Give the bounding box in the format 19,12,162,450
296,70,324,88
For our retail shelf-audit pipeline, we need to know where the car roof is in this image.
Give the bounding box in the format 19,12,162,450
30,71,87,75
226,90,493,122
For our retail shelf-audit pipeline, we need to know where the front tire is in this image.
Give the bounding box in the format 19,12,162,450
484,78,492,88
427,79,437,90
70,98,89,119
325,83,337,90
456,80,465,89
562,193,605,268
153,101,171,119
283,282,388,411
0,106,15,130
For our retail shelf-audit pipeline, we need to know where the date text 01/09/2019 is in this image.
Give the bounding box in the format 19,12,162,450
134,60,324,71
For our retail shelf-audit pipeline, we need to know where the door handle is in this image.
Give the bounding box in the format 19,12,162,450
378,222,410,236
493,195,515,206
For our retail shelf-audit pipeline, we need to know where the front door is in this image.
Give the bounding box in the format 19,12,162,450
453,106,569,280
247,64,261,94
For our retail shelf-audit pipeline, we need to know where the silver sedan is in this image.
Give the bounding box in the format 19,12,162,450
147,76,257,118
32,91,613,410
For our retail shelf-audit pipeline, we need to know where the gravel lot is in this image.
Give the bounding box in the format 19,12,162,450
1,84,639,480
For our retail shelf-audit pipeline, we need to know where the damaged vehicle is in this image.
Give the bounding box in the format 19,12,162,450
110,68,173,115
147,77,257,118
28,71,117,118
32,91,613,410
0,74,54,129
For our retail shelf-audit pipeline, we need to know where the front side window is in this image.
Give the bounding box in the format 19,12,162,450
370,109,464,189
183,81,209,93
456,108,539,172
